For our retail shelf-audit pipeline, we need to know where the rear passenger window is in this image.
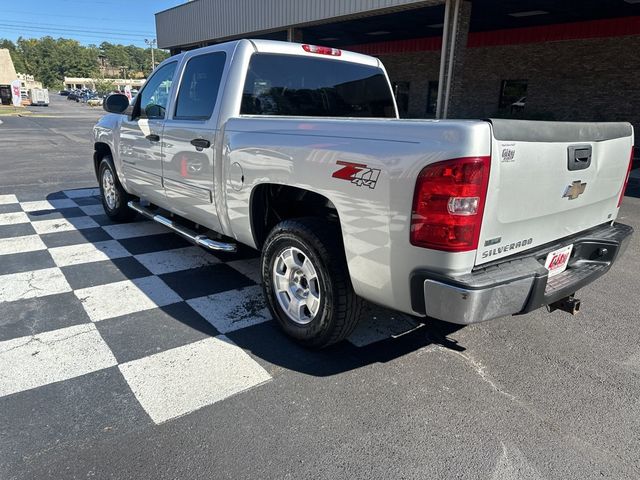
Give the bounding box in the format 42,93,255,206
241,53,396,118
174,52,226,120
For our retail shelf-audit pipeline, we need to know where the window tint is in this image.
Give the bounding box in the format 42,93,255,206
241,54,396,118
175,52,226,120
137,62,177,119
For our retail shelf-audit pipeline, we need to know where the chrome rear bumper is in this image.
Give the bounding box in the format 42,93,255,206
413,222,633,325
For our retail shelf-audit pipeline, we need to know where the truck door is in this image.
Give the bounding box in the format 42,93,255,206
161,51,227,233
119,61,177,203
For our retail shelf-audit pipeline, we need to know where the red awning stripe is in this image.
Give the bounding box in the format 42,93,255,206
467,16,640,47
346,16,640,55
347,36,442,55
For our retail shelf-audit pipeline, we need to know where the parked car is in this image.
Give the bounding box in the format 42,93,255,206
87,96,104,107
59,90,70,96
94,39,634,348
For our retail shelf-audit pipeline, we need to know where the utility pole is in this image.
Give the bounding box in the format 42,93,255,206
145,38,157,72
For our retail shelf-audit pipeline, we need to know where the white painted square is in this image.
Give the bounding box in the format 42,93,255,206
20,199,77,212
31,216,99,234
0,194,18,205
227,258,261,284
63,188,101,198
135,246,219,275
0,234,46,256
0,212,29,226
188,285,270,334
75,276,181,322
0,267,72,303
348,306,422,347
79,204,106,216
49,240,131,267
0,323,117,397
119,336,271,424
102,221,168,240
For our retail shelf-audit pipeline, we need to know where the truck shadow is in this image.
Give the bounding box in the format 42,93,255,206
227,314,465,377
35,189,467,377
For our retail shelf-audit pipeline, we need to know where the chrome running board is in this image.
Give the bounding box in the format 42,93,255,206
127,201,237,253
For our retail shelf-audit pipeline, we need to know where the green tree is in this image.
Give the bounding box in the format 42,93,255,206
94,78,116,94
1,36,170,87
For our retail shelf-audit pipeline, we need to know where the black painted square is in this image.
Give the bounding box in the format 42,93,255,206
96,302,219,363
61,257,152,290
0,292,92,342
159,264,255,300
118,233,191,256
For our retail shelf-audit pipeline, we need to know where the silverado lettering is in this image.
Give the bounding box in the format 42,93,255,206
481,238,534,259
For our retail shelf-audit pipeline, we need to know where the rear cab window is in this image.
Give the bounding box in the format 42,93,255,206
174,52,227,120
241,53,396,118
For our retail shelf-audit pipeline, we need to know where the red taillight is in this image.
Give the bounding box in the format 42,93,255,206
302,44,342,56
617,147,634,207
410,156,491,252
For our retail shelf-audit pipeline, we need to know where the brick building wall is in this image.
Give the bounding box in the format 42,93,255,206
378,34,640,145
379,51,441,118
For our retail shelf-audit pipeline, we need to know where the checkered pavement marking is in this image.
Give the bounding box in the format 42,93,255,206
0,324,117,397
0,194,18,205
0,187,421,428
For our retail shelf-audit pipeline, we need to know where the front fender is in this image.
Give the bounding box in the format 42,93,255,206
93,113,124,182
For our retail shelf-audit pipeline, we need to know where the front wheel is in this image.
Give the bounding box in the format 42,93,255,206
261,218,362,348
98,155,136,222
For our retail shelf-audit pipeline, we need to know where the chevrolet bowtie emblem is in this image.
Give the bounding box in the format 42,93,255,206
562,181,587,200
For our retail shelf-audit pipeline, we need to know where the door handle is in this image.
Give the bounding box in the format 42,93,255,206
146,134,160,142
190,138,211,151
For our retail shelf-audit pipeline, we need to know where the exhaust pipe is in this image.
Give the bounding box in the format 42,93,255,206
549,295,581,315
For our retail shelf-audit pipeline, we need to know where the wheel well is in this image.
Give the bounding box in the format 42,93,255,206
250,184,340,249
93,142,111,178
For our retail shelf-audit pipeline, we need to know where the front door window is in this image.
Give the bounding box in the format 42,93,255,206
136,62,177,120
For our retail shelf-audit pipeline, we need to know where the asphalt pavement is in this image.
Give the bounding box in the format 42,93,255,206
0,95,639,480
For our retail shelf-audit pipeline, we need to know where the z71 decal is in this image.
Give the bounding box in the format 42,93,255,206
332,161,381,189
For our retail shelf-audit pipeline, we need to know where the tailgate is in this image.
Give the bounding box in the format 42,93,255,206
476,119,633,266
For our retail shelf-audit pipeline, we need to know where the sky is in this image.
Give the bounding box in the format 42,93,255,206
0,0,183,48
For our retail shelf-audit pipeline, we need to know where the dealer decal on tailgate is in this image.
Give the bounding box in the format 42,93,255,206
332,161,381,189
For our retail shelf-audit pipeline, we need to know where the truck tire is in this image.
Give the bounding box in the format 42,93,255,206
261,218,362,348
98,155,136,222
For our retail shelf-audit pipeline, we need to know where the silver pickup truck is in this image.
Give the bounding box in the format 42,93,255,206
94,39,634,348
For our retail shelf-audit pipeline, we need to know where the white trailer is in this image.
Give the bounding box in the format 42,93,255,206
29,88,49,106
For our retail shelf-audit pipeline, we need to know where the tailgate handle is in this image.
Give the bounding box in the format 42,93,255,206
567,145,592,171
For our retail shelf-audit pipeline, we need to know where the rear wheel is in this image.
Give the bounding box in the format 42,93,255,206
261,218,362,348
98,155,136,222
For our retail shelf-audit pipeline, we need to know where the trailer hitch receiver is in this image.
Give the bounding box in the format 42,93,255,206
549,295,581,315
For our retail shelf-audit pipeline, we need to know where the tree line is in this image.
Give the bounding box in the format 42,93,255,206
0,37,169,88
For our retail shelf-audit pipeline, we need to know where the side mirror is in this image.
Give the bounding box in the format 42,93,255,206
103,94,130,114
